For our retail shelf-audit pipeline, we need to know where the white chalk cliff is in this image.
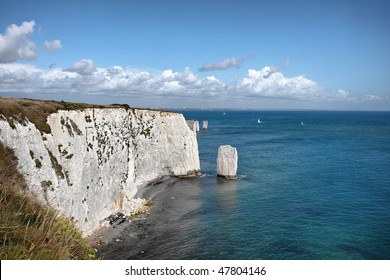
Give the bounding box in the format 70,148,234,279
0,108,200,235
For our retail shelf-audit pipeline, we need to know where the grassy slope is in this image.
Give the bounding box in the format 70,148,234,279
0,142,96,259
0,96,100,259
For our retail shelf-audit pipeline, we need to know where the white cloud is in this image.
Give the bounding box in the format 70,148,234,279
66,59,96,75
161,69,174,79
361,95,382,102
0,62,383,107
161,80,182,92
44,39,62,51
0,21,63,63
199,55,251,72
239,66,322,100
337,89,350,97
0,21,37,63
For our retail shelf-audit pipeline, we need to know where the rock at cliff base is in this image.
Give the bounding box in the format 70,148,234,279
217,145,238,179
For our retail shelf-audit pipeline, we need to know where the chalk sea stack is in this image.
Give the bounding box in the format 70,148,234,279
202,120,208,130
186,119,199,133
217,145,238,179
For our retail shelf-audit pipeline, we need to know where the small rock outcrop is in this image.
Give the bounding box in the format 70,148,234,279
186,119,199,132
217,145,238,179
202,120,208,130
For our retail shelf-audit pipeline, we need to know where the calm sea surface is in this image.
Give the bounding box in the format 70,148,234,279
98,110,390,259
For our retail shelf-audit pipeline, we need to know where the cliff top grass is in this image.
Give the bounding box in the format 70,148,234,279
0,96,178,134
0,96,105,133
0,142,96,259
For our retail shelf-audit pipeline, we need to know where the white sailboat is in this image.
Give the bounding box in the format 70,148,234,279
301,121,304,126
257,118,262,124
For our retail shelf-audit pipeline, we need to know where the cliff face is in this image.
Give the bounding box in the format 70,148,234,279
0,107,200,234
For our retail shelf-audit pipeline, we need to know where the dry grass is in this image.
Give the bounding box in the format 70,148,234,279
0,142,96,259
0,96,178,134
0,96,107,133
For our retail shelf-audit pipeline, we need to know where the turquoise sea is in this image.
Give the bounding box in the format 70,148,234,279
98,110,390,259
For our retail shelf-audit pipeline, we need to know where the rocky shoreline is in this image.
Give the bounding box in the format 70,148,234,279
87,176,177,249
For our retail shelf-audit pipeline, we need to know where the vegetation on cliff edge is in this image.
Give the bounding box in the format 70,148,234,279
0,96,106,133
0,142,96,260
0,96,177,134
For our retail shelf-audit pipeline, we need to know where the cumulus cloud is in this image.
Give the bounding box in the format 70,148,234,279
44,39,62,51
199,55,251,72
66,59,96,75
238,66,322,100
0,21,63,63
0,21,37,63
0,62,383,106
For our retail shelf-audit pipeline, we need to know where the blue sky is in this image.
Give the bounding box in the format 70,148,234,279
0,0,389,109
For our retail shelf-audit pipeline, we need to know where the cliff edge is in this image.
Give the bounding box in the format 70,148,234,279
0,97,200,235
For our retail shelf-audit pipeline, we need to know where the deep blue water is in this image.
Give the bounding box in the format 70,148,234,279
98,111,390,260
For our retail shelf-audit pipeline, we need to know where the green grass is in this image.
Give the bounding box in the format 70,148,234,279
0,142,96,260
